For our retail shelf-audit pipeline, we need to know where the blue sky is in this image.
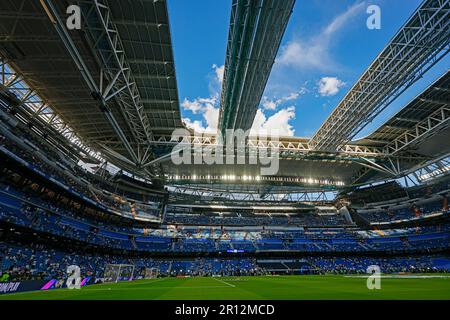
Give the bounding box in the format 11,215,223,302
168,0,449,138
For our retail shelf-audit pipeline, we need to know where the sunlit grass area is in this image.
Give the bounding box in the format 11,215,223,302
1,275,449,300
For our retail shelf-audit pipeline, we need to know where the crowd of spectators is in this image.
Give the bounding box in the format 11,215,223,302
0,129,163,220
1,238,448,282
1,190,449,255
0,239,264,281
358,198,448,222
309,256,449,274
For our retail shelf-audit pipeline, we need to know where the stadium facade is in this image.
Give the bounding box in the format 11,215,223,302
0,0,449,298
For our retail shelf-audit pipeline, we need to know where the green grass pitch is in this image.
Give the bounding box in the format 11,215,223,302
1,275,449,300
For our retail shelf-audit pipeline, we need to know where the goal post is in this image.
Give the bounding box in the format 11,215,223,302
144,267,160,279
104,264,135,283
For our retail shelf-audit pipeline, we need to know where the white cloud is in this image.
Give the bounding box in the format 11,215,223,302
182,118,206,133
277,40,328,71
203,104,219,131
183,101,297,136
283,92,300,101
182,64,298,136
318,77,345,96
276,2,365,71
324,2,366,36
181,97,215,114
261,87,306,110
251,106,296,136
182,96,219,133
181,64,226,133
212,64,224,84
261,97,278,110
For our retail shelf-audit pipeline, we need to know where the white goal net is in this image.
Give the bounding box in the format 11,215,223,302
103,264,135,283
144,267,160,279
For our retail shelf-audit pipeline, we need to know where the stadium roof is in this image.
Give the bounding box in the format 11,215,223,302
310,0,450,152
0,0,183,168
0,0,449,194
354,70,450,158
218,0,295,135
162,70,450,191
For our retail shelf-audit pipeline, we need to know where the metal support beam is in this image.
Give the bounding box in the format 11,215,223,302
80,0,154,149
383,104,450,154
0,58,102,161
41,0,139,164
146,133,389,157
310,0,450,151
167,185,335,201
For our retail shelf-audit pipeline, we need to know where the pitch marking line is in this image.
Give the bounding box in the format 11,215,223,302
212,277,236,287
